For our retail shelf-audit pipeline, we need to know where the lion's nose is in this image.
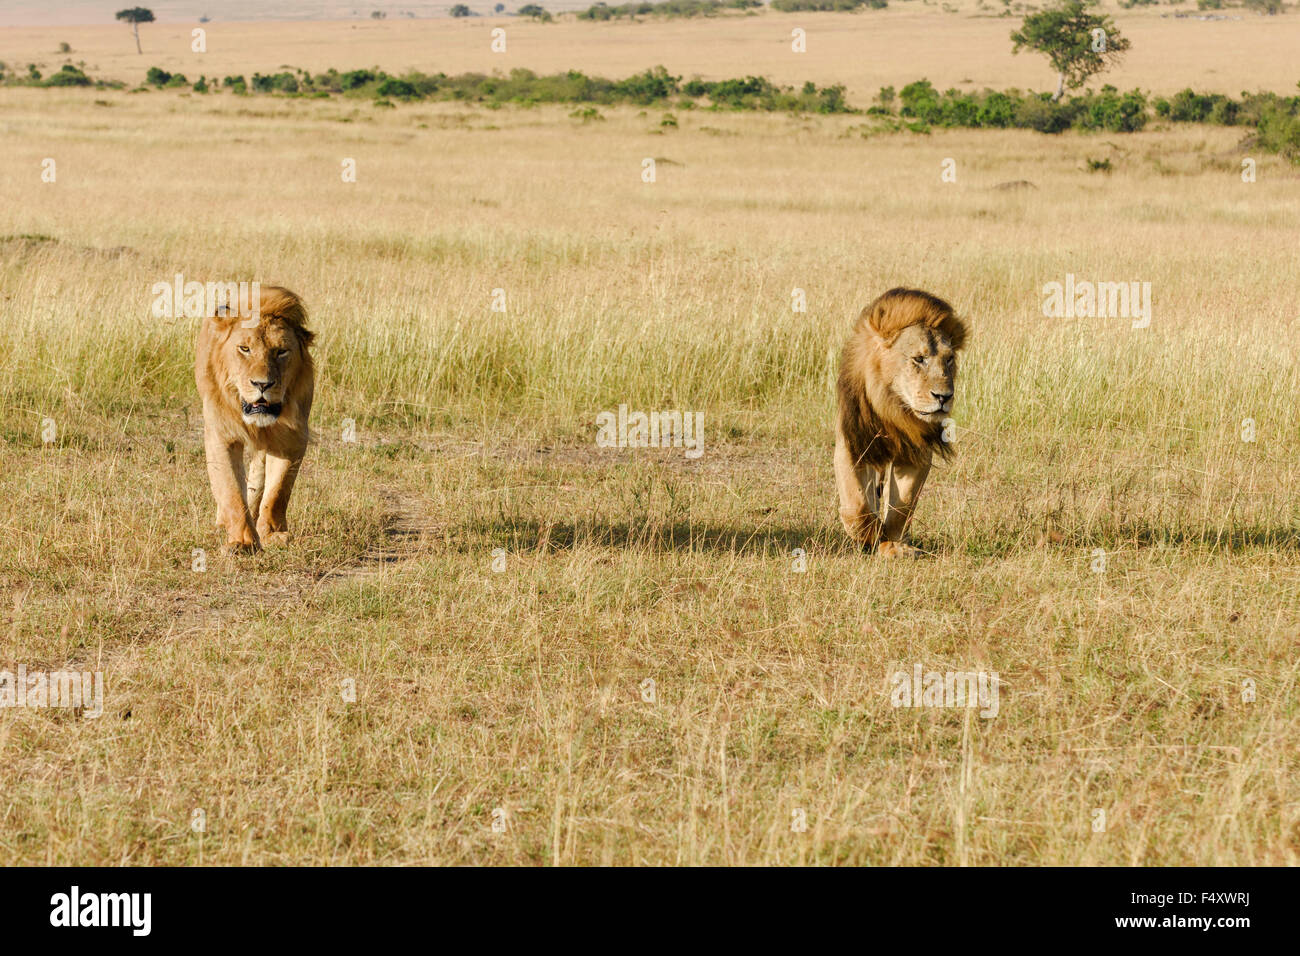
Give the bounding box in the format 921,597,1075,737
251,379,275,393
931,391,953,404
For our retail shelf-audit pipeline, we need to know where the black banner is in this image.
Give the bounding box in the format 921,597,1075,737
4,866,1273,943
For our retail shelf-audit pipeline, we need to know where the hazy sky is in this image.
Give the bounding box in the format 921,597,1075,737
0,1,595,27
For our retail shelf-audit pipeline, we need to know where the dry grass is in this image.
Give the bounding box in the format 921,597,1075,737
0,15,1298,864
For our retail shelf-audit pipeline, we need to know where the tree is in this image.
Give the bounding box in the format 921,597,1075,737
518,3,552,19
1010,0,1130,102
115,7,155,55
450,4,472,15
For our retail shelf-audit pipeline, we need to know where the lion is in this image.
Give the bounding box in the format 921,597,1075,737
195,286,315,553
834,288,967,557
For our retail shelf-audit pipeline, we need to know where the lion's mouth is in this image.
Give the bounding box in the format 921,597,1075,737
242,398,282,419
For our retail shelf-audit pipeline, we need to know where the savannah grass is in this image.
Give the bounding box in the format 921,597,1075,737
0,24,1297,864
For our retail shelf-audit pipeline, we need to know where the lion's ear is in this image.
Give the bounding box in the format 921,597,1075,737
862,303,885,335
940,315,968,352
863,290,921,346
862,304,900,346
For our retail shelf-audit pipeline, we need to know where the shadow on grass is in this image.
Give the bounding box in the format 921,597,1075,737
464,517,844,556
1104,523,1300,553
463,517,1300,559
947,522,1300,559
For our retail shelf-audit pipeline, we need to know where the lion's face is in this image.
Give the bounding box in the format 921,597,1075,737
221,319,307,428
884,324,958,422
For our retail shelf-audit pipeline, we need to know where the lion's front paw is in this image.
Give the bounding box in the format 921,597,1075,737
877,541,923,559
223,524,260,555
260,530,290,548
840,509,882,550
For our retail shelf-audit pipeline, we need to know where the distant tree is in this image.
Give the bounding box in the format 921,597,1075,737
371,9,387,17
450,3,473,14
518,3,552,18
495,2,506,10
115,7,155,55
1011,0,1130,101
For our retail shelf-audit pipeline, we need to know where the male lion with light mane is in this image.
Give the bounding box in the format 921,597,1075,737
195,286,315,553
835,288,967,557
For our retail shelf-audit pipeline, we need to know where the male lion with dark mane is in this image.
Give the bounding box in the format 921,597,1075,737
835,288,967,557
195,286,315,553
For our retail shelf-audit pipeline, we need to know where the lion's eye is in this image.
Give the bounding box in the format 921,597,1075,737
912,356,925,366
238,345,250,354
276,349,290,359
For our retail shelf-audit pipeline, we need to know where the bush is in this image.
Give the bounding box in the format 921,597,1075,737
43,64,92,87
1013,93,1076,133
1253,100,1300,162
376,77,418,99
1165,88,1238,125
898,79,940,122
813,84,849,114
145,66,171,86
772,0,884,8
1076,86,1147,132
895,79,1145,133
341,69,377,90
612,66,682,104
977,91,1017,128
577,0,737,17
248,72,298,93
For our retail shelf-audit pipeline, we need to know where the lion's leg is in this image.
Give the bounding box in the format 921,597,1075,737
205,430,259,553
256,449,304,547
245,449,267,526
877,455,931,558
835,425,882,549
